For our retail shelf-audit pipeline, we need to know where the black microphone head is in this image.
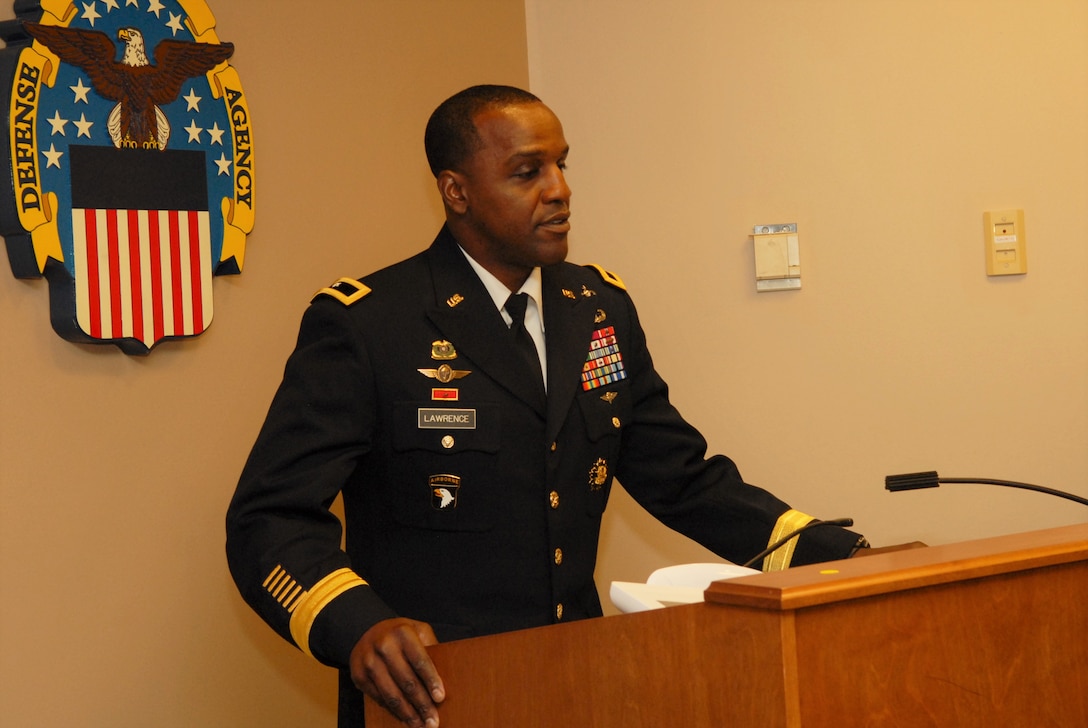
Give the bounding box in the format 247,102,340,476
884,473,1088,506
886,471,941,492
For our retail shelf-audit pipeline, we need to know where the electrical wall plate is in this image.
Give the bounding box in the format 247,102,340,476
752,223,800,292
984,209,1027,276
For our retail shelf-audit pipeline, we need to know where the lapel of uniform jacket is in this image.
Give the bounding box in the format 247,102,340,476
424,229,547,416
541,264,600,443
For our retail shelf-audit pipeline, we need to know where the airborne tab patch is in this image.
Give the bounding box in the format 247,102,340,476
430,474,460,510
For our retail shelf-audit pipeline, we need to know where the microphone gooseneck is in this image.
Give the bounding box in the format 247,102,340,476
885,471,1088,507
740,517,855,569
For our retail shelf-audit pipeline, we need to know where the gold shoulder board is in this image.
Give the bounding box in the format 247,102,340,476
585,264,626,291
311,277,372,306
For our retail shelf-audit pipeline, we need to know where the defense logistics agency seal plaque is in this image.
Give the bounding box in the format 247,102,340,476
0,0,253,354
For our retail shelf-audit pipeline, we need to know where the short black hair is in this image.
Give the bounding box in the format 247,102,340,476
424,84,541,177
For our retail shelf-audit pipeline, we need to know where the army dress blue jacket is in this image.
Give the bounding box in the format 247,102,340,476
225,227,861,719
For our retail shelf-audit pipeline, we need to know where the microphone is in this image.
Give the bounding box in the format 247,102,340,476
741,517,855,569
885,471,1088,507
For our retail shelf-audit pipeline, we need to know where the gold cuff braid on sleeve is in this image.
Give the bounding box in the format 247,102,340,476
288,568,368,657
762,509,816,572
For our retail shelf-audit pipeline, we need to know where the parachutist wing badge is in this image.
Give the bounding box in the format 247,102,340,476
418,364,472,384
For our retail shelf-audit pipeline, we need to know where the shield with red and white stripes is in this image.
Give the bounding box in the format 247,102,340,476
61,145,216,353
72,207,212,349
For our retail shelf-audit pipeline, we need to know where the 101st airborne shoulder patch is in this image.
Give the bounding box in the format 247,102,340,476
1,0,254,354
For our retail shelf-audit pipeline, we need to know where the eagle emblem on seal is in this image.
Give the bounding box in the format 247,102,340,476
23,22,234,151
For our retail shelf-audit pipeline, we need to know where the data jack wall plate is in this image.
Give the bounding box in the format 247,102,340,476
752,223,801,292
984,209,1027,276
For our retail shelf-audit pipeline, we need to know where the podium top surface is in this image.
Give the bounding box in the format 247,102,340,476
705,522,1088,611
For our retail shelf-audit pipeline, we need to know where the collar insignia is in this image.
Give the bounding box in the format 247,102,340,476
446,293,464,308
581,285,597,297
418,364,471,384
562,288,576,300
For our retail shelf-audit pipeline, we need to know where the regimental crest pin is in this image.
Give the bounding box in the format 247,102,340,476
588,458,608,491
1,1,254,354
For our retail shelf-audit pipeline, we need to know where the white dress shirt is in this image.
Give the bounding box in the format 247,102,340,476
459,248,547,391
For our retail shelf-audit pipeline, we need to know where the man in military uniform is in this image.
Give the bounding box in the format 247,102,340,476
226,85,867,728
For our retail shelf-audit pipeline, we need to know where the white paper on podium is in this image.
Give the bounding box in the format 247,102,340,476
610,562,760,613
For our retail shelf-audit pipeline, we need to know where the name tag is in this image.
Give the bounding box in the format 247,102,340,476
418,408,477,429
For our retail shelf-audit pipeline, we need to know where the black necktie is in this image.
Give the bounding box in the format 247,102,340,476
504,292,544,386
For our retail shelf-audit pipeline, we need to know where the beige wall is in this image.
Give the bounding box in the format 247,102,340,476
525,0,1088,602
3,1,1087,725
0,2,528,725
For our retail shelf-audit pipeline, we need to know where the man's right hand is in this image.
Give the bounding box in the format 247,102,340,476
350,618,446,728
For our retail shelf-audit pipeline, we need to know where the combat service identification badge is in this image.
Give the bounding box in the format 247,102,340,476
430,474,460,510
0,0,254,354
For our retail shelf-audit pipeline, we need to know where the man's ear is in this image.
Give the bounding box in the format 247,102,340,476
437,171,468,215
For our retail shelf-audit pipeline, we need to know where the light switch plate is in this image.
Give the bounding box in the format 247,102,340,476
984,209,1026,276
753,223,801,291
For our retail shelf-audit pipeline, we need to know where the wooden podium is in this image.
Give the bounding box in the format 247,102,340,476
365,523,1088,727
